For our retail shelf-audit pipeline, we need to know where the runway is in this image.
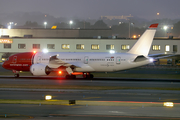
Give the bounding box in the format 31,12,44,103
0,77,180,119
0,77,180,88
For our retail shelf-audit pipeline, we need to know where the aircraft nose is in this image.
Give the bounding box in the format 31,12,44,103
2,61,7,69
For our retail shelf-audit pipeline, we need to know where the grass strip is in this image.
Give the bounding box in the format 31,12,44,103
0,99,69,105
0,99,179,107
1,84,180,91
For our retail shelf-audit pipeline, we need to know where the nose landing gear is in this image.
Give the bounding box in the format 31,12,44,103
13,70,20,78
14,74,19,78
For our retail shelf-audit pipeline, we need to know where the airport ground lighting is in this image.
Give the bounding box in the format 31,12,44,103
163,26,168,30
7,22,14,29
8,25,11,29
163,26,168,37
129,22,134,38
45,95,52,100
44,22,47,29
69,20,73,29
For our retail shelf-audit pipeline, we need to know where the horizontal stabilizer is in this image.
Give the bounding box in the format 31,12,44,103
134,55,147,62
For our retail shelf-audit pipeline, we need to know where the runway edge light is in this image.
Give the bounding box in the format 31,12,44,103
45,95,52,100
163,102,174,107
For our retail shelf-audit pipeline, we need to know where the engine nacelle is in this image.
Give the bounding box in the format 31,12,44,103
30,64,50,76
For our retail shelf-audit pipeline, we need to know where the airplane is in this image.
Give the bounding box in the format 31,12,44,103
2,23,158,78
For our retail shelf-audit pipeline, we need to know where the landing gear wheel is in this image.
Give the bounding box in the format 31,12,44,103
83,73,94,79
89,74,94,79
14,74,19,78
72,75,76,79
65,75,70,79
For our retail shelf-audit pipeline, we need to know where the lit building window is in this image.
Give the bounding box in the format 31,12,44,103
152,45,160,51
76,44,84,50
4,44,11,49
33,44,40,49
121,45,130,50
47,44,55,49
165,45,170,51
91,44,99,50
62,44,70,49
106,45,114,50
18,44,26,49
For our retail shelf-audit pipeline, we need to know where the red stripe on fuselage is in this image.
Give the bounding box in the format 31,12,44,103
2,52,35,71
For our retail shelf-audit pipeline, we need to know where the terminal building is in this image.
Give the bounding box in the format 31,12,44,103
0,28,180,65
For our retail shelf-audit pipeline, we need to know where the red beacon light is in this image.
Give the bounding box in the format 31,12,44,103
58,71,62,74
33,50,37,54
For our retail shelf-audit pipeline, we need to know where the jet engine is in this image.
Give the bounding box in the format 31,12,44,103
30,64,51,76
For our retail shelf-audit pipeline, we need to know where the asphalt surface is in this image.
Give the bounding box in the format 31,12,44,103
0,65,180,119
1,88,180,102
0,77,180,88
0,78,180,119
1,104,180,120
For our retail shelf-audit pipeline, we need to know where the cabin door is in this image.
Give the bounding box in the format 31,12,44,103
84,56,88,64
37,56,41,63
12,56,17,63
116,57,121,64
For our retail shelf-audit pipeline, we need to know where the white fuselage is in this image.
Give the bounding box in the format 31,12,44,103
33,52,152,73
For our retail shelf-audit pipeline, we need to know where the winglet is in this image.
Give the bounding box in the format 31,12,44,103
149,23,158,28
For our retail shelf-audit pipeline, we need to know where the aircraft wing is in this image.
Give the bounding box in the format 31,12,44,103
148,53,165,57
47,55,82,68
148,53,178,60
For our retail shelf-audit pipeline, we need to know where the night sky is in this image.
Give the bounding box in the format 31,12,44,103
1,0,180,20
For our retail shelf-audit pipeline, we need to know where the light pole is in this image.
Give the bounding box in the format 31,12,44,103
69,20,73,29
157,12,160,19
129,22,134,38
44,22,47,29
163,26,168,37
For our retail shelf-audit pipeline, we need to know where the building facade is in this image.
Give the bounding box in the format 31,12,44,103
0,28,179,65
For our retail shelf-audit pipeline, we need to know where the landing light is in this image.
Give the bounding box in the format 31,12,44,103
149,58,154,62
109,50,115,54
45,95,52,100
43,49,48,53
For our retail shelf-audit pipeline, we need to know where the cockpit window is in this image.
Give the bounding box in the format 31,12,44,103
5,58,9,61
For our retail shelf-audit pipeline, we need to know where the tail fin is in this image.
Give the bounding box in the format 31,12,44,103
128,23,158,56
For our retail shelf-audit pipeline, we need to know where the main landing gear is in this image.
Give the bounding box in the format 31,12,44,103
83,73,94,79
65,75,76,79
65,72,94,79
